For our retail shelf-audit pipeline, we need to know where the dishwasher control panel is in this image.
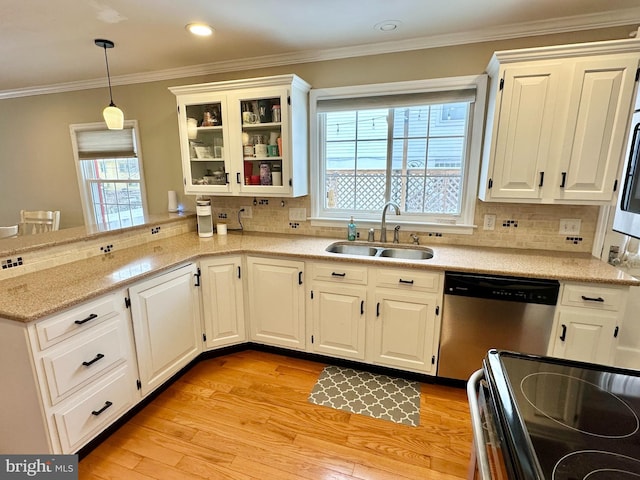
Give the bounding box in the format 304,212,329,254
444,272,560,305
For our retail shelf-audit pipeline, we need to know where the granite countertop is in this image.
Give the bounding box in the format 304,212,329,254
0,231,637,323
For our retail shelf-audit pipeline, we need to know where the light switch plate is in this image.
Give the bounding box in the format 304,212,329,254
483,214,496,231
289,208,306,221
559,218,581,235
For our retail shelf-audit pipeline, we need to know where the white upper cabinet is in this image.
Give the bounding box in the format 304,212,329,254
479,40,640,204
170,75,310,197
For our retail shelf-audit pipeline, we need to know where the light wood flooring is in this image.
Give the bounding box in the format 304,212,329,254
79,350,473,480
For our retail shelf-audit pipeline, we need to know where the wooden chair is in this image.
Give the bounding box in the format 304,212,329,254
19,210,60,235
0,225,18,238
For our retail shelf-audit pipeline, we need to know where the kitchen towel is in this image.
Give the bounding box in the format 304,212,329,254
308,365,420,426
168,190,178,212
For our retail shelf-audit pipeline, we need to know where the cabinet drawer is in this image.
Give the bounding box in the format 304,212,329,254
375,268,441,292
560,284,625,311
53,365,136,453
42,320,128,405
312,263,368,285
35,295,120,350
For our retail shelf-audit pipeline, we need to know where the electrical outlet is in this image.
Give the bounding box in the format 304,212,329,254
241,206,252,218
289,208,307,221
559,218,581,235
483,214,496,231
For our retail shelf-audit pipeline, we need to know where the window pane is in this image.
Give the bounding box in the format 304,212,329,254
323,110,389,212
321,100,471,217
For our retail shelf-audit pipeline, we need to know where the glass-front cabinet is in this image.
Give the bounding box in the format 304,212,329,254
170,75,310,197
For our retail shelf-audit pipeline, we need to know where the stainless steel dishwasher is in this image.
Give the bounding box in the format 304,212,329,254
438,271,559,381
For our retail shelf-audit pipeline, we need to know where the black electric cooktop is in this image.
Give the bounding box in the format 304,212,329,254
484,350,640,479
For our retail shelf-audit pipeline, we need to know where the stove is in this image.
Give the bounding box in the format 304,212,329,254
469,350,640,479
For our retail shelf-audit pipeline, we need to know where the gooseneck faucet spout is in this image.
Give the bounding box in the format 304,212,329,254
380,201,400,243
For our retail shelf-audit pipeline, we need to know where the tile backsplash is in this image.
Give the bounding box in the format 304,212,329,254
0,198,599,281
209,196,599,253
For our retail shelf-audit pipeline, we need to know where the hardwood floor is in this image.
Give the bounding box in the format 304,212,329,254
79,350,473,480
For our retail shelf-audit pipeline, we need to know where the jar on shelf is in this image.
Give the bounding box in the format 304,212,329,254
260,162,272,185
271,163,282,186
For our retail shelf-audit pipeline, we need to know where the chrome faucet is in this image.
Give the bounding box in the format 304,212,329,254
379,201,400,243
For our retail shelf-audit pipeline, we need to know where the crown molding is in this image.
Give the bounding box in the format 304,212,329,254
1,7,639,100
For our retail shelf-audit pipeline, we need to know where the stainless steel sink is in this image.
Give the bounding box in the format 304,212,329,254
325,243,379,256
378,247,434,260
325,242,433,260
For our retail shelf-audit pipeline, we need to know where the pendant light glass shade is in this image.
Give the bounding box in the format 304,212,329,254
95,39,124,130
103,104,124,130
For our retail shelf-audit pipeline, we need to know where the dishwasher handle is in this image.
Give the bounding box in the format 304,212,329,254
467,369,492,480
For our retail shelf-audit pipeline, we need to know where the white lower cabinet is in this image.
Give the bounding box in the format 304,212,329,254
247,256,305,350
128,263,202,397
549,282,628,365
53,364,137,453
371,269,442,374
309,263,368,360
200,256,246,349
307,261,442,374
0,291,138,454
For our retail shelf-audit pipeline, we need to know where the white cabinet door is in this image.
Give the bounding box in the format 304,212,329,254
550,308,618,365
129,263,202,397
371,290,439,373
310,282,366,360
247,256,305,350
481,43,640,205
174,92,232,195
200,256,245,349
487,63,562,200
555,55,640,201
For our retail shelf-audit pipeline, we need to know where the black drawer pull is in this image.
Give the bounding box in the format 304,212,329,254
298,271,303,285
74,313,98,325
560,324,567,342
376,302,380,317
236,172,241,184
360,300,364,315
539,171,544,187
91,401,113,416
399,278,414,284
560,171,567,188
581,295,604,302
331,272,346,277
82,353,105,367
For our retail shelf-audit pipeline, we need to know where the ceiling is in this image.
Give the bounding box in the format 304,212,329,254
2,0,640,98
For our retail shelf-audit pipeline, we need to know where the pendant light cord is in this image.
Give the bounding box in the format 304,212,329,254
102,46,116,107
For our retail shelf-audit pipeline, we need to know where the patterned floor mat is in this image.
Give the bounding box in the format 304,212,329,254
308,365,421,426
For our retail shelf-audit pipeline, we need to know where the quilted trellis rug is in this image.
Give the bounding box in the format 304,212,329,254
308,365,421,426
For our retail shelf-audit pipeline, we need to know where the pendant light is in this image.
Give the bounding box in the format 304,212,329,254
94,39,124,130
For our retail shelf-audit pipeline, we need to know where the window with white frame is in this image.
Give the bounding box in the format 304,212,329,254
70,121,148,230
310,76,487,233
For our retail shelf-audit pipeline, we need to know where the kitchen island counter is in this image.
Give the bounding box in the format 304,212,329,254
1,231,637,323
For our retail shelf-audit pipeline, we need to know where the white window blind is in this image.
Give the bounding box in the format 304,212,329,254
316,89,477,112
75,127,137,159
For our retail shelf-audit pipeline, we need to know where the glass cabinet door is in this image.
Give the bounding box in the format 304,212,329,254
171,75,309,198
180,97,231,194
233,89,289,195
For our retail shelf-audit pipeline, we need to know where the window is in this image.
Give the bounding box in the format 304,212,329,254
70,121,148,230
310,76,487,233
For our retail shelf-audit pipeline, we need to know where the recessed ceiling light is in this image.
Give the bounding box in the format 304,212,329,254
374,20,401,32
186,23,214,36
